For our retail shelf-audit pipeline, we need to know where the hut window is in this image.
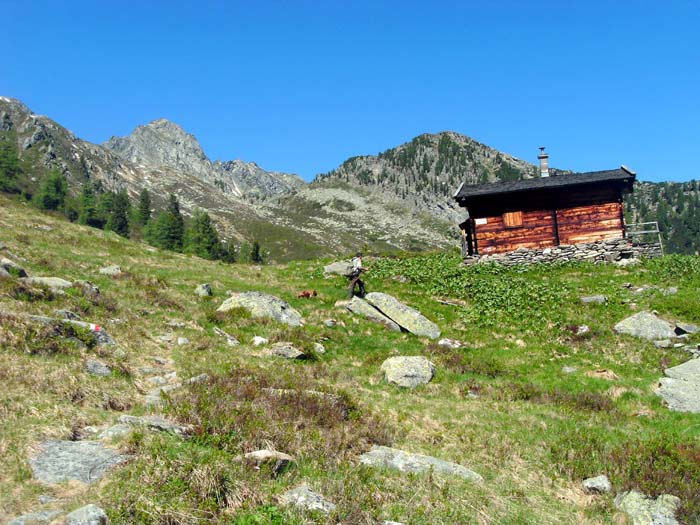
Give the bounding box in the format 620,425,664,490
503,211,523,228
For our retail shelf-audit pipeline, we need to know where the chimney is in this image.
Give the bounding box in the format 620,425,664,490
538,147,549,177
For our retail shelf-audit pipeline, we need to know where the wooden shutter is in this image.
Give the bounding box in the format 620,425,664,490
503,211,523,228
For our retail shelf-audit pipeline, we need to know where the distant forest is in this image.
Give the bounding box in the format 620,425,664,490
625,181,700,254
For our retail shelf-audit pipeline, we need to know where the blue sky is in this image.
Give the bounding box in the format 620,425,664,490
3,1,699,182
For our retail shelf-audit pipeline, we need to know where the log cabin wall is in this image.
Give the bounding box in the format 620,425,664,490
556,201,624,245
474,209,558,254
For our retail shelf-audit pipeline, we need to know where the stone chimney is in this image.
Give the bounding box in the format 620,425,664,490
538,147,549,177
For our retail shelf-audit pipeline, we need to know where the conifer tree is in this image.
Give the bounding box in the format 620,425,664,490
145,194,184,251
183,210,221,259
78,183,102,227
0,138,22,192
108,189,131,237
33,170,67,210
137,188,151,226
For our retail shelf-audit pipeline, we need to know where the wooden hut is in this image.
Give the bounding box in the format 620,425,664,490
454,165,636,256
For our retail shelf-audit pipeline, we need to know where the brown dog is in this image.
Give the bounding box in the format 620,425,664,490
296,290,318,298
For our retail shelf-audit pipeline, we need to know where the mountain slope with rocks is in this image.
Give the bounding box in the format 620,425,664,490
1,194,699,524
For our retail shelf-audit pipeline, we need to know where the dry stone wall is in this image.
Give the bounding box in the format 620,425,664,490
465,239,662,266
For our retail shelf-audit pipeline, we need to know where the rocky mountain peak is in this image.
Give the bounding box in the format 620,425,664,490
104,118,211,177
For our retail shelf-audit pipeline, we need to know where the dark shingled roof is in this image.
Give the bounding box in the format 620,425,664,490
454,167,636,201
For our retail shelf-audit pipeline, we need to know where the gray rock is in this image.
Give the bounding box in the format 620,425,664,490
562,366,578,374
365,292,440,339
346,296,401,332
72,280,100,299
657,358,700,413
580,295,607,304
85,359,111,377
145,384,181,406
614,311,677,341
68,321,115,346
323,319,336,327
0,256,28,277
243,449,295,475
118,415,191,435
30,440,128,484
268,342,307,360
575,325,590,336
98,424,132,440
381,356,435,388
194,283,212,297
437,338,463,349
313,342,326,354
675,321,699,335
65,504,108,525
54,309,80,320
614,490,680,525
252,335,269,346
176,337,189,346
279,483,336,514
0,266,10,278
186,373,210,385
6,510,62,525
582,474,611,494
360,445,482,482
654,339,673,348
99,265,122,276
37,495,55,505
213,327,240,346
21,276,72,291
323,260,353,277
217,292,303,327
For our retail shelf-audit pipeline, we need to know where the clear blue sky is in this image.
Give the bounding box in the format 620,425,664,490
3,1,699,182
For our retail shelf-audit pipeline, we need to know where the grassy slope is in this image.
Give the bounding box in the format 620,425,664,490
1,194,699,524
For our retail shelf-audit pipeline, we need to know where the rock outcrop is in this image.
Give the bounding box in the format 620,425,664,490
657,357,700,413
614,490,680,525
614,311,677,341
360,446,482,482
30,440,128,484
217,292,303,327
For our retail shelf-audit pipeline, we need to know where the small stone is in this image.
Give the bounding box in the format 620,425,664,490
313,342,326,354
268,342,307,360
654,339,673,348
66,503,108,525
575,325,590,336
243,449,295,475
166,320,186,328
99,265,122,276
381,356,435,388
98,424,132,440
37,494,55,504
562,366,578,374
580,295,607,304
157,334,174,343
186,373,210,384
85,359,111,377
323,260,353,277
323,319,336,328
54,309,81,320
0,256,28,277
437,338,463,349
213,327,240,346
176,336,189,346
582,474,611,494
252,336,268,346
194,283,212,297
279,483,336,514
119,415,191,435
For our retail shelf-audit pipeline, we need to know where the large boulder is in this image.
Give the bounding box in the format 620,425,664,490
360,445,482,482
614,490,680,525
381,356,435,388
614,311,676,341
323,260,353,277
365,292,440,339
657,358,700,413
29,440,128,484
346,297,401,332
217,292,303,327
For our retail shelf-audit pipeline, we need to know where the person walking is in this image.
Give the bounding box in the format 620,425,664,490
348,251,367,299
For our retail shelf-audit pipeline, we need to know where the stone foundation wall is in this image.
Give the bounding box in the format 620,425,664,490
465,239,663,266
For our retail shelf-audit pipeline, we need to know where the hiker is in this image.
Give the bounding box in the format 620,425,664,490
348,251,367,299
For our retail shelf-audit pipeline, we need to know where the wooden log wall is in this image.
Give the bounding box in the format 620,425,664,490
556,201,624,245
473,201,624,255
475,209,557,254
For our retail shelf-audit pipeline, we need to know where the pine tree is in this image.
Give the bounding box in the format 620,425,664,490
108,189,131,237
78,183,103,227
183,210,222,259
33,170,67,210
145,194,184,251
137,188,151,226
251,240,263,264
